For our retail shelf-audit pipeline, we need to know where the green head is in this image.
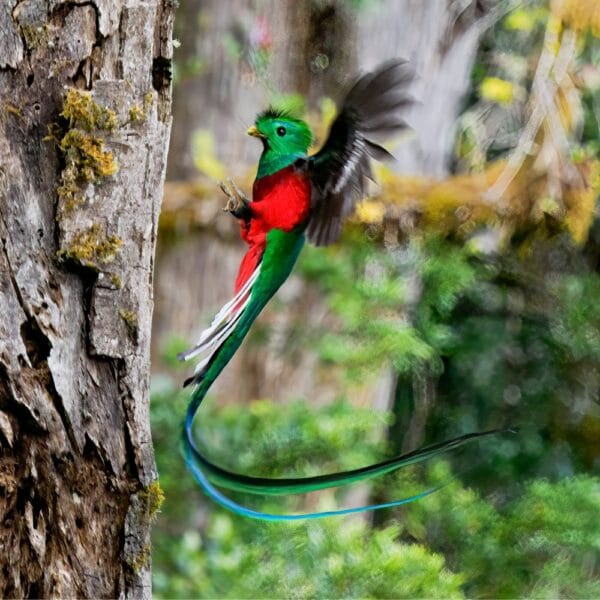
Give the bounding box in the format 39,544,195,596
248,109,312,178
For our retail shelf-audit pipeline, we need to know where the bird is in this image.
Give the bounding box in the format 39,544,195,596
179,59,500,520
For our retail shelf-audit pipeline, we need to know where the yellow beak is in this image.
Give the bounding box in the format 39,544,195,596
247,125,263,138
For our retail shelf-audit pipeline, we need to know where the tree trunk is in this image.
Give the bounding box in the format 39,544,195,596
357,0,490,177
0,1,173,597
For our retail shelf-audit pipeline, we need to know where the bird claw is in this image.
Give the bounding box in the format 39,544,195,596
219,179,250,219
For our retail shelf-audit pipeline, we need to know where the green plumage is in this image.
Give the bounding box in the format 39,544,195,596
252,110,313,178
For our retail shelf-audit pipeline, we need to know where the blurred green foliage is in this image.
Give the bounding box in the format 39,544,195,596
387,464,600,598
152,378,599,598
151,381,465,598
300,230,600,489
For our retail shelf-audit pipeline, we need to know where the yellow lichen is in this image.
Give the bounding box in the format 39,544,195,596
129,92,153,124
124,483,164,574
129,104,145,123
119,309,139,336
58,224,122,267
55,90,119,216
119,309,137,322
61,89,118,132
143,91,154,111
43,122,63,144
21,24,50,50
110,273,123,289
3,103,23,119
60,130,118,179
127,543,151,575
139,481,165,520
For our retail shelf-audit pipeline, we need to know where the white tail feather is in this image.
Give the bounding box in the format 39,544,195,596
178,263,262,366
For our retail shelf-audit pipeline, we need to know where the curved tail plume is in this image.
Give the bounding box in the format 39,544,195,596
177,60,508,518
184,438,444,521
183,415,503,520
179,230,505,520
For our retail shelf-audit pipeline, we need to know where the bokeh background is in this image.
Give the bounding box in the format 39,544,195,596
150,1,600,597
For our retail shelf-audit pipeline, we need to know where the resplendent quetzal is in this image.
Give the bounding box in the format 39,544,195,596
179,60,499,520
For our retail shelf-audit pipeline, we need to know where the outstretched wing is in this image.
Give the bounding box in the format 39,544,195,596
305,59,415,246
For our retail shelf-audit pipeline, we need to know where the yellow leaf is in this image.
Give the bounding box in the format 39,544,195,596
191,129,226,180
355,200,386,224
564,161,600,244
551,0,600,37
505,7,538,31
564,187,597,244
479,77,515,106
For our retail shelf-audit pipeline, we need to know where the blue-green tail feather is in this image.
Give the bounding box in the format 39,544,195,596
182,228,504,519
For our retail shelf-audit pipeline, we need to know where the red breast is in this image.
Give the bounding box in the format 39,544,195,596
250,165,311,237
234,166,311,293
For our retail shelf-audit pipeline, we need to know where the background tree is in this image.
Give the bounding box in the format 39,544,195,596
152,0,599,598
155,0,496,410
0,1,174,597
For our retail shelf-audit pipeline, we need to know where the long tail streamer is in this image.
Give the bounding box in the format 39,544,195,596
180,232,504,520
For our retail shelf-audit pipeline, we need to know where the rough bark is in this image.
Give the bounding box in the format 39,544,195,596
0,1,173,597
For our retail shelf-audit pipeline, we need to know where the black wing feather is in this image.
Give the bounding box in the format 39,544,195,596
305,59,415,246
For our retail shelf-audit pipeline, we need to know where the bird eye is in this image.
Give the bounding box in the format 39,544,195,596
276,126,286,137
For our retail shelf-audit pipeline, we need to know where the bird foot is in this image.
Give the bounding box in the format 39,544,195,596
219,179,251,219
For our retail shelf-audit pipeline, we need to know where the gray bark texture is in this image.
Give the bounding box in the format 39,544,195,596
0,1,174,597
